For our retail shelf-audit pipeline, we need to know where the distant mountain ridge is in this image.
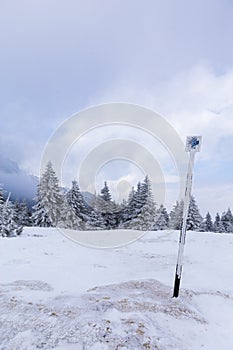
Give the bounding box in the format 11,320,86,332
0,156,95,208
0,155,38,207
0,156,20,174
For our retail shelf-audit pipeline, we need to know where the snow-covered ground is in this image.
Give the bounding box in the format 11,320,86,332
1,228,233,350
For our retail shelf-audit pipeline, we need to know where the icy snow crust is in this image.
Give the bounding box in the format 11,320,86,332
1,228,233,350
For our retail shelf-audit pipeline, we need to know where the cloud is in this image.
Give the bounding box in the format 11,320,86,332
94,64,233,162
1,0,233,175
0,100,59,174
92,64,233,212
195,184,233,217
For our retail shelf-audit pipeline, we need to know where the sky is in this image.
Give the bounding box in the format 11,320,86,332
0,0,233,215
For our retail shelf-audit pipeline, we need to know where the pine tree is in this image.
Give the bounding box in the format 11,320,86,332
96,193,110,213
121,187,136,223
60,195,83,229
170,197,202,231
1,200,19,237
213,213,225,233
169,200,184,230
140,175,151,206
32,162,62,227
87,209,105,230
129,183,143,218
213,213,220,232
0,191,26,236
221,208,233,233
0,186,5,232
155,204,169,230
128,176,156,230
19,199,32,227
86,193,105,229
100,181,111,202
97,182,118,229
129,179,148,218
0,186,4,206
32,182,52,227
201,212,214,232
12,200,23,235
128,195,156,231
102,210,118,230
186,196,203,231
13,199,20,224
66,180,88,223
133,182,147,217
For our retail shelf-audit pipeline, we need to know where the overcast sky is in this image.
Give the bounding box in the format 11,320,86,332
0,0,233,215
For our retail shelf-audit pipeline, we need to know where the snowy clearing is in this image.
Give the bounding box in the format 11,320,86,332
0,228,233,350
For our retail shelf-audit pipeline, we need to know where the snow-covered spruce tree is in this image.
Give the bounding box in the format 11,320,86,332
86,194,105,230
1,200,19,237
155,204,169,230
169,200,184,230
96,182,118,229
124,177,153,226
213,212,220,232
0,186,4,205
32,162,63,227
32,182,51,227
0,186,4,232
200,212,214,232
109,200,121,227
121,187,136,226
87,208,106,230
116,199,128,228
60,194,83,230
123,183,144,225
140,175,151,206
96,192,110,213
12,200,23,235
129,196,156,230
100,181,112,202
66,180,88,225
135,181,146,212
85,193,105,230
213,212,225,233
128,176,156,230
127,186,136,205
186,195,203,231
221,208,233,233
19,199,32,227
170,196,202,231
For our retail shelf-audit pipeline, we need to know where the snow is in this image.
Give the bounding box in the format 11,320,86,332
1,227,233,349
61,228,145,248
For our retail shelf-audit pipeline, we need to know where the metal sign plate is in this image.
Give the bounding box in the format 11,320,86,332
185,136,202,152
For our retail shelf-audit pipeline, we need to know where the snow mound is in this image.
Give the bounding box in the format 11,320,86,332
0,278,208,350
1,280,53,292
